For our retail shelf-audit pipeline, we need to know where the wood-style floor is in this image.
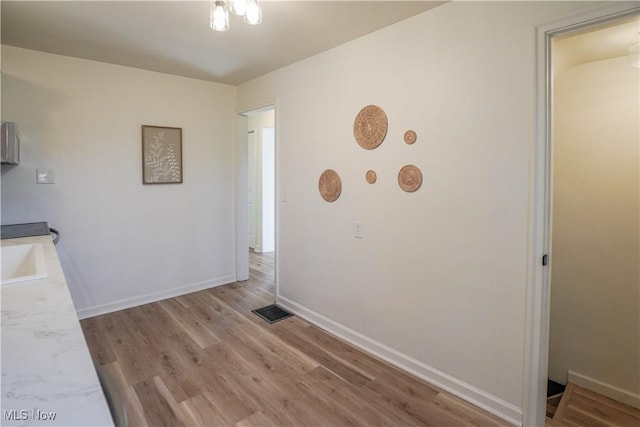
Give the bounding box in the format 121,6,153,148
249,249,274,277
547,383,640,427
81,253,509,427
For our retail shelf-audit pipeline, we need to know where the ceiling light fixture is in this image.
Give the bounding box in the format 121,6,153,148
244,0,262,25
230,0,247,16
210,1,229,31
210,0,262,32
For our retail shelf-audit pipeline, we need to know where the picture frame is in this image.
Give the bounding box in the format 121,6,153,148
142,125,183,184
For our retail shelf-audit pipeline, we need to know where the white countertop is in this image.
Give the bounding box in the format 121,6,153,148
1,236,114,427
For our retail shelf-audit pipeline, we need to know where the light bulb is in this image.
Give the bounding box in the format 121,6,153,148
230,0,247,16
244,0,262,25
210,1,229,31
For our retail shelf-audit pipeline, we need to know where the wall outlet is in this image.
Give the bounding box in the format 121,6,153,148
36,169,55,184
354,220,364,239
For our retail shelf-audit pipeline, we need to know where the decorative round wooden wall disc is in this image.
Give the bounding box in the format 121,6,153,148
318,169,342,202
398,165,423,193
404,130,417,145
366,170,377,184
353,105,388,150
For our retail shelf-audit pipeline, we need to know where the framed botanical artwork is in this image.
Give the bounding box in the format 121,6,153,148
142,125,183,184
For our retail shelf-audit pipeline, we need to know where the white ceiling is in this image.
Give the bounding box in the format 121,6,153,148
1,1,444,85
554,17,640,71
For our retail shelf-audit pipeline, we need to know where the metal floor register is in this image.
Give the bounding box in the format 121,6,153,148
252,304,293,324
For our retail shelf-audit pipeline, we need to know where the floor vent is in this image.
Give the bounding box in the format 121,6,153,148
252,304,293,324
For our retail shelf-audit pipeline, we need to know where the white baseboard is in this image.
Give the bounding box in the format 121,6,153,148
76,275,236,319
568,370,640,409
276,295,522,426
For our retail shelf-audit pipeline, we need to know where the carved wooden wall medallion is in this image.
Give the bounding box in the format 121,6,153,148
366,170,377,184
353,105,387,150
398,165,422,193
318,169,342,202
404,130,417,145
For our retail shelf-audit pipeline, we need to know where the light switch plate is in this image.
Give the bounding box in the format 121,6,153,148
354,221,364,239
36,169,55,184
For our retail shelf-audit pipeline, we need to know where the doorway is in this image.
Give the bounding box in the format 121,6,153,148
248,110,275,284
526,4,640,426
546,16,639,421
239,105,276,296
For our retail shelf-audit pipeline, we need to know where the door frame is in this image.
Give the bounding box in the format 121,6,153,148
257,125,276,254
235,101,279,295
524,2,639,426
248,129,258,251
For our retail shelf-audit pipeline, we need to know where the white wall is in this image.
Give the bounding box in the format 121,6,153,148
1,46,237,317
549,54,640,400
237,1,602,421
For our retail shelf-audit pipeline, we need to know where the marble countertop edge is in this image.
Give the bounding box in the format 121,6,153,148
1,236,115,427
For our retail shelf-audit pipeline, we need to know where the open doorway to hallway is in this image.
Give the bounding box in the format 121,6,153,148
545,15,639,425
246,108,275,290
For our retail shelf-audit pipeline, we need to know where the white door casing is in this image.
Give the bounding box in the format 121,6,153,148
248,131,257,250
261,126,275,253
525,2,639,426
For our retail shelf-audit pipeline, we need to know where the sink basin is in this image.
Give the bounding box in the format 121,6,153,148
1,243,48,285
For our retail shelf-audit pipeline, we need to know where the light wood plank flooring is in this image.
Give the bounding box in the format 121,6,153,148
249,249,274,278
548,383,640,427
547,394,563,418
81,269,509,426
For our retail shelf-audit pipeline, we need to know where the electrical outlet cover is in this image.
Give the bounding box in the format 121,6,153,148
36,169,55,184
354,221,364,239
